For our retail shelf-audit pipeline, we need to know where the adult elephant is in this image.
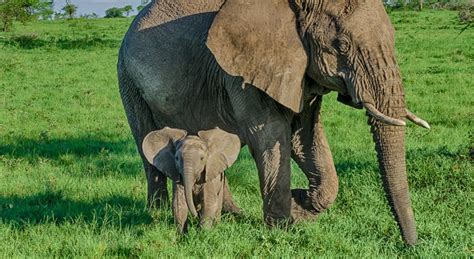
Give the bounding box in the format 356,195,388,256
117,0,429,245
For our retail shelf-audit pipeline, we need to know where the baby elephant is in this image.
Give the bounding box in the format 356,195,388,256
142,127,241,233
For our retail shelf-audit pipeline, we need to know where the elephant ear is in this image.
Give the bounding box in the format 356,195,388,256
198,128,241,182
206,0,308,113
142,127,187,182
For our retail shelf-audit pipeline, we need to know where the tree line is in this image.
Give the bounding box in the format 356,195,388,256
0,0,150,31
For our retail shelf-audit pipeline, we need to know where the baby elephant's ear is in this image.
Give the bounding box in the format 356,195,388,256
198,128,241,181
142,127,187,182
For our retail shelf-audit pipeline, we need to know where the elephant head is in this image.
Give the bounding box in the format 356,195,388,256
207,0,429,245
142,127,241,229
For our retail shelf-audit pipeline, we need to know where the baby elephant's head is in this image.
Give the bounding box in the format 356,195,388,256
142,127,241,229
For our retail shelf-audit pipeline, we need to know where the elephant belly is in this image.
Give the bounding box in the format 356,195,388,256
123,8,225,131
128,58,221,132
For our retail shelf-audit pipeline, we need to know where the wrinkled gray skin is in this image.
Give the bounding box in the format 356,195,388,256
118,0,430,245
142,127,241,233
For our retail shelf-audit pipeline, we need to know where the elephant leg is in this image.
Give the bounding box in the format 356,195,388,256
118,69,169,208
247,120,292,226
290,96,338,222
200,175,224,229
221,176,242,215
172,183,189,233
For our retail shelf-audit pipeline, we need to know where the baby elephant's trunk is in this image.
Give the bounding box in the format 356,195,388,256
183,160,198,217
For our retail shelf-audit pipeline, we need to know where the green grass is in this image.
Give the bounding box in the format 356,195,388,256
0,10,472,257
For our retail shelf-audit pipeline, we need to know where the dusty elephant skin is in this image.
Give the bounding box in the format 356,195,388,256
118,0,430,245
142,127,241,233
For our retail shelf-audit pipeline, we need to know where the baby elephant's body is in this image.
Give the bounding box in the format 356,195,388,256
142,127,241,232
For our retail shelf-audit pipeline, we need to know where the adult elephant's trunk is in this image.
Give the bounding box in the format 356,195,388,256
183,160,198,217
365,67,417,245
371,120,417,245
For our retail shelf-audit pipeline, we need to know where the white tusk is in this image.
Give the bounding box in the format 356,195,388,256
406,109,431,129
364,103,406,126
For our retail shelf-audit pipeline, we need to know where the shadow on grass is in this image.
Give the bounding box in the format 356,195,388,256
0,190,258,231
0,190,161,229
0,136,144,177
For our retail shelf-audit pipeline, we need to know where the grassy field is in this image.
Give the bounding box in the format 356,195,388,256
0,10,472,257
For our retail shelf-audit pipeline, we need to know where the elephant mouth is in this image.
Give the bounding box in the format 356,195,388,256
337,93,363,109
318,74,362,109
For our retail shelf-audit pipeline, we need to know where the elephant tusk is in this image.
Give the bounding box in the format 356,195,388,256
406,109,431,129
363,103,406,126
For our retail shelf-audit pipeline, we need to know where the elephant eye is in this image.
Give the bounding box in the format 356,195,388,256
334,37,351,54
200,156,204,161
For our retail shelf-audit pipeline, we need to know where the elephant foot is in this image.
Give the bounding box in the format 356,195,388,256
177,220,189,234
222,200,243,216
290,189,319,223
200,217,219,230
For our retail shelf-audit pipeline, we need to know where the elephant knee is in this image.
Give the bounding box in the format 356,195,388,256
308,184,338,212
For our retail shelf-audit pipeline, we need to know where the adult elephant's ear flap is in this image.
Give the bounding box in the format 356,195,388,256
198,128,241,182
142,127,187,182
206,0,308,113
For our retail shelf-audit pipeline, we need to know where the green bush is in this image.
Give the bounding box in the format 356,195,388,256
105,7,124,18
458,4,473,23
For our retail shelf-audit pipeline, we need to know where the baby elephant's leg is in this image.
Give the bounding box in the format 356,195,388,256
200,176,225,229
221,176,242,215
172,183,189,234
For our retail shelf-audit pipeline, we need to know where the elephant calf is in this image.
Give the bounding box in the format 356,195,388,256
142,127,241,233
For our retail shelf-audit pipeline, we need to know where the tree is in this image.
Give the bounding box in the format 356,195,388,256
0,0,40,32
105,7,124,18
123,5,133,17
35,0,54,20
61,1,77,19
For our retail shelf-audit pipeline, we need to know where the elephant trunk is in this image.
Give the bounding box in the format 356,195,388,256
371,120,417,245
367,68,417,245
183,160,198,217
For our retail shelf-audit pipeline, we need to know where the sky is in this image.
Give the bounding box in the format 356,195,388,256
53,0,148,17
